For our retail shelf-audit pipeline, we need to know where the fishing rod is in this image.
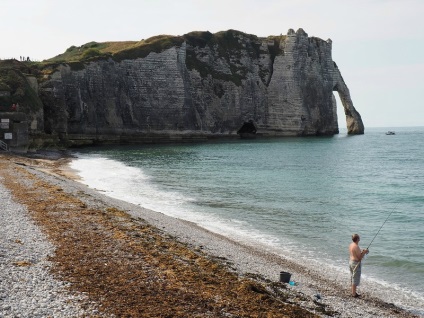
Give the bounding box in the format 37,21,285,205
353,203,398,272
325,203,398,293
366,204,397,251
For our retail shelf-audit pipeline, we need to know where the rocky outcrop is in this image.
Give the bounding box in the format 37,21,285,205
37,29,363,145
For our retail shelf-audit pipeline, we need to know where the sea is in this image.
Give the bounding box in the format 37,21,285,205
70,126,424,315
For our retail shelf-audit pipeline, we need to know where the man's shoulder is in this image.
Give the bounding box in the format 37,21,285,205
349,242,359,251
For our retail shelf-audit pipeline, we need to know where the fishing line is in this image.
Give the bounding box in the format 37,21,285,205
365,203,398,250
331,203,398,288
352,203,398,273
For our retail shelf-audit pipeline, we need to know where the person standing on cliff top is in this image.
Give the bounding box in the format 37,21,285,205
349,234,369,297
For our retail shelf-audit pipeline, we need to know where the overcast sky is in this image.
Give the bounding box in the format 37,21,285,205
1,0,423,128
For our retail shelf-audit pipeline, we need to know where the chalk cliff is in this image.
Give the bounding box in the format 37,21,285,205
34,29,364,146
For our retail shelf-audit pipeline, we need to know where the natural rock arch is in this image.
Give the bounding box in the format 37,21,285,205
23,28,365,148
332,66,364,134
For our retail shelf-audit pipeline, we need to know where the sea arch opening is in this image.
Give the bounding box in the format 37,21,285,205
333,91,346,132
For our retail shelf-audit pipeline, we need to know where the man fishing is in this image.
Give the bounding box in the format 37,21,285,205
349,234,369,298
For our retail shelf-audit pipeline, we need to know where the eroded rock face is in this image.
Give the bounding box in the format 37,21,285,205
39,29,364,144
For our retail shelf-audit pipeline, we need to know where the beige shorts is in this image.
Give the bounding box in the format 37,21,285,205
349,260,361,286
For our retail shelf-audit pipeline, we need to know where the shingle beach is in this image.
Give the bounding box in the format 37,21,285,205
0,153,419,317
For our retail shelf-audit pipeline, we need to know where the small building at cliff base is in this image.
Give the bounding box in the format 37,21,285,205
0,112,29,153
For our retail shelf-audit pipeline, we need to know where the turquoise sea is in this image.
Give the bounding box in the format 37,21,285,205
70,127,424,315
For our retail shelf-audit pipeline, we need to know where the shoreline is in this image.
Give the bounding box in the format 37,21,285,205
0,151,421,317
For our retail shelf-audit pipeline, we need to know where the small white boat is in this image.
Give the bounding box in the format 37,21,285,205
385,131,395,135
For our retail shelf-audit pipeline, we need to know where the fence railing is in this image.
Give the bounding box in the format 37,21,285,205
0,140,8,151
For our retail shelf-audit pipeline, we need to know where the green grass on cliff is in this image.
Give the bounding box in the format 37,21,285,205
48,41,137,62
46,30,281,64
47,36,186,63
0,60,43,113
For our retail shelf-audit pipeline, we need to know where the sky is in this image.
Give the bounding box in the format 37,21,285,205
1,0,423,128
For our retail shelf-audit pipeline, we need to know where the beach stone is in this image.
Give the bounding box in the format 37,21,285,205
0,180,105,317
3,156,419,317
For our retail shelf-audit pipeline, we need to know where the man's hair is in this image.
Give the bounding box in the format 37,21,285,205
352,234,360,242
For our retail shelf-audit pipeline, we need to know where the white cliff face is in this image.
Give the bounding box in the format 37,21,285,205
39,29,364,144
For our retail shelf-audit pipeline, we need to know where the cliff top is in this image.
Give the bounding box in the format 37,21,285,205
0,29,287,111
0,59,43,113
46,29,286,64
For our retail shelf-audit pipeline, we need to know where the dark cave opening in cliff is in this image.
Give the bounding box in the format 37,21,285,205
237,120,257,137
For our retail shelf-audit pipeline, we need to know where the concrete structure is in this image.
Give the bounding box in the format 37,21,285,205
0,112,29,152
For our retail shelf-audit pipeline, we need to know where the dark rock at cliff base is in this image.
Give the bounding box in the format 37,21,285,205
1,29,364,149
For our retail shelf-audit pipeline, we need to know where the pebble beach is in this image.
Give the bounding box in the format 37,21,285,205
0,152,420,317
